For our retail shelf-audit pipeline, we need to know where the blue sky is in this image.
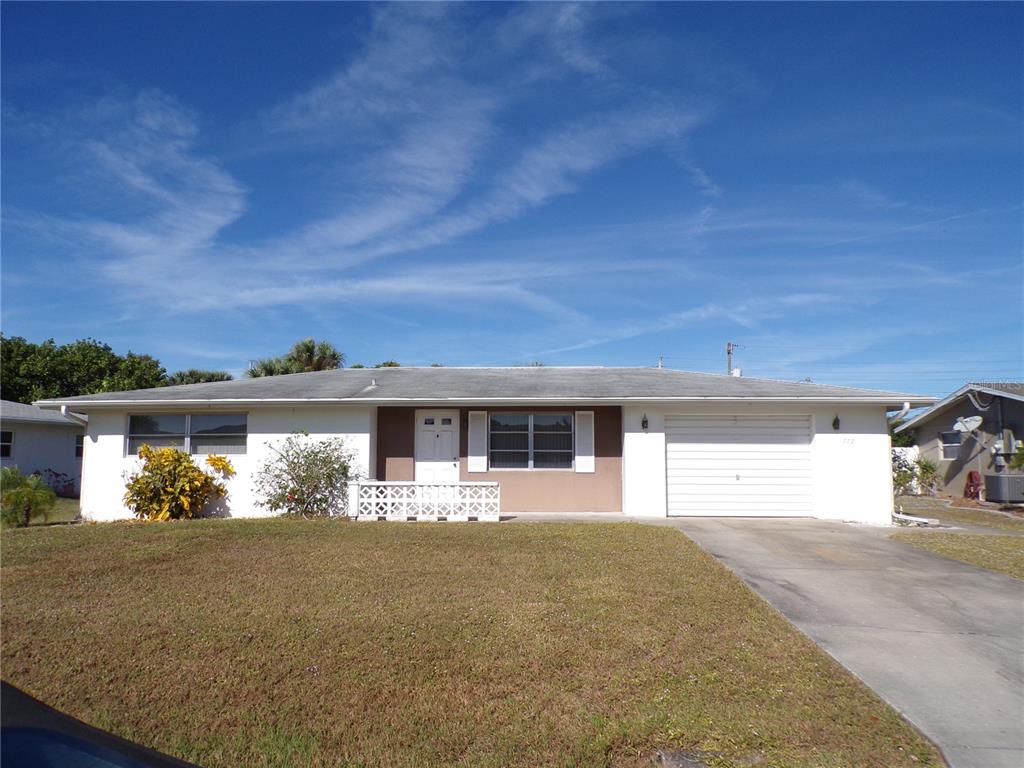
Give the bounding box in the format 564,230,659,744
2,2,1021,395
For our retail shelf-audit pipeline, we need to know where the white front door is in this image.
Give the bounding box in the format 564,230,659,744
415,410,460,484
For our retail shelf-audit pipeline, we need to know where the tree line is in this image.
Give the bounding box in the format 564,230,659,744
0,335,408,405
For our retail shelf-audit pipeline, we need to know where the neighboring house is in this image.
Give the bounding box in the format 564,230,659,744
0,399,87,495
895,382,1024,498
36,367,933,524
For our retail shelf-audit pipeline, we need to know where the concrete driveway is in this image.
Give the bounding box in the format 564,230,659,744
668,518,1024,768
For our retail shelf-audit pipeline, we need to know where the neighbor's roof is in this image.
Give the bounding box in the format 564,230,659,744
1,399,86,426
33,367,933,410
895,382,1024,434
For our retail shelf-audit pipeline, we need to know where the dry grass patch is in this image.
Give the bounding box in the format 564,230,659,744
2,520,942,767
892,531,1024,579
897,496,1024,533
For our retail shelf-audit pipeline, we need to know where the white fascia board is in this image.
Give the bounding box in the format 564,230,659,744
36,395,936,410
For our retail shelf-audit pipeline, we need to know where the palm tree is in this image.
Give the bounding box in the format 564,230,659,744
247,356,296,378
287,338,344,372
165,369,233,386
246,339,345,378
1,468,56,527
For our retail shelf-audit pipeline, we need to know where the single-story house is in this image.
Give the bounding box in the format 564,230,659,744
0,399,87,495
894,382,1023,500
36,367,933,524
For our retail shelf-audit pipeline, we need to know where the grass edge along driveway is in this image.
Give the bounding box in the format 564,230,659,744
892,530,1024,580
2,519,944,768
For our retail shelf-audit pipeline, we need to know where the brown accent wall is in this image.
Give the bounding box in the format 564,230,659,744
460,406,622,512
376,405,623,512
375,407,415,481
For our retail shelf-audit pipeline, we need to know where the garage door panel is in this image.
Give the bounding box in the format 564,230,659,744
666,415,813,517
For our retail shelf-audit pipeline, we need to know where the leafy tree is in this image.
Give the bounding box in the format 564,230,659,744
247,338,344,378
349,363,366,369
0,335,166,403
164,369,234,386
374,360,400,368
1,467,56,528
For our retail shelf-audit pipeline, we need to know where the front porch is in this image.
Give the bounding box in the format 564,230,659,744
350,480,500,521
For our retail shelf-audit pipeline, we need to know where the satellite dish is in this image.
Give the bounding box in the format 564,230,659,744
954,416,983,433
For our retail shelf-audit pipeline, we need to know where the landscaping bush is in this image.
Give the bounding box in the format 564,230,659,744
123,445,234,521
1,467,56,528
914,456,939,495
1010,446,1024,471
891,449,917,496
254,432,357,518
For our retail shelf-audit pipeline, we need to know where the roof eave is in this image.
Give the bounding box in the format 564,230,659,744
894,384,1023,433
36,395,935,410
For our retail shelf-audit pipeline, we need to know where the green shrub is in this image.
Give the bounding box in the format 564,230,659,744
1,467,56,528
915,457,939,495
123,445,234,521
254,432,357,518
1010,446,1024,471
891,450,917,496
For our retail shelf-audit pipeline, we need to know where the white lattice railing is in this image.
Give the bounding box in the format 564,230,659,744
350,481,500,521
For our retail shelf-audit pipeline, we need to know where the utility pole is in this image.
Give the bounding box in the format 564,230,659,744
657,355,664,369
726,342,736,375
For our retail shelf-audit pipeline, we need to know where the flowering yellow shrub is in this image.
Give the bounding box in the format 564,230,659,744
123,445,234,521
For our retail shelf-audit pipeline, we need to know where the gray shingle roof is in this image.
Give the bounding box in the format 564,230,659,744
967,382,1024,398
34,367,933,409
1,399,85,426
894,382,1024,433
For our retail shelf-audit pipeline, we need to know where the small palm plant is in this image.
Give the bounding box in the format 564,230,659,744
1,467,57,528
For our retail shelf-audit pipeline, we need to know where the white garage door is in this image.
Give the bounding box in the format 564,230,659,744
666,414,813,517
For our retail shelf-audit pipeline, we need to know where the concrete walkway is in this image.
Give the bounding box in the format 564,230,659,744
666,518,1024,768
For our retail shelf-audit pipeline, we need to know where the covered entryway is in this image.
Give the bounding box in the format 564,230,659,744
665,414,813,516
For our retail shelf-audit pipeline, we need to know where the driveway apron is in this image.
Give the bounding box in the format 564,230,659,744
665,518,1024,768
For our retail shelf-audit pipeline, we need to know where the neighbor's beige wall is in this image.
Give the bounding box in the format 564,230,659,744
375,405,623,512
916,396,1024,495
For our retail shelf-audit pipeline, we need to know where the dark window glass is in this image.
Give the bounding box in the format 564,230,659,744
129,414,186,436
190,414,247,435
488,413,572,470
490,413,529,431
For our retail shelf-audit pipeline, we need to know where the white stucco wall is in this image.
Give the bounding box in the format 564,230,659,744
80,406,376,521
0,422,84,493
622,403,895,525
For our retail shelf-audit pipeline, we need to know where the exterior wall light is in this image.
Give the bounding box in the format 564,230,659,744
832,415,841,431
641,414,649,431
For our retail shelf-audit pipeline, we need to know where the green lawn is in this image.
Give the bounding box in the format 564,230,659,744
2,520,942,768
892,531,1024,579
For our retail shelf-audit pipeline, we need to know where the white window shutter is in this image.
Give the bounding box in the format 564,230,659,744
468,411,488,472
575,411,595,473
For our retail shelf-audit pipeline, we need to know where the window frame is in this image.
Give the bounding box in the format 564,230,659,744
488,412,574,471
0,430,13,459
939,430,962,461
75,434,84,459
126,413,248,457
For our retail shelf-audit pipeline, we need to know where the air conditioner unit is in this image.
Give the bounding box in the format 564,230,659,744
984,473,1024,504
